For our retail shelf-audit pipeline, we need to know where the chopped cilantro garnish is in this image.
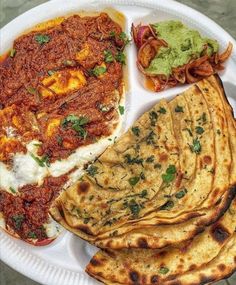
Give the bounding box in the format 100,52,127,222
146,155,155,163
160,200,174,210
162,165,176,184
91,66,107,77
35,34,50,45
48,70,56,76
140,189,148,198
159,267,169,274
131,126,140,137
175,188,188,199
119,105,125,115
154,163,161,169
128,199,140,217
175,105,184,112
189,138,201,154
10,48,16,58
104,50,114,63
124,154,143,165
30,153,50,167
86,165,98,177
146,131,156,145
110,31,116,37
128,176,140,186
11,214,25,230
115,51,126,64
28,231,37,239
9,187,16,194
119,32,131,46
195,126,204,135
140,172,145,180
149,111,158,126
62,114,89,139
197,112,207,125
26,86,39,96
158,107,166,114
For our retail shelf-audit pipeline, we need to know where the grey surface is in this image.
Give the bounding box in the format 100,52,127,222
0,0,236,285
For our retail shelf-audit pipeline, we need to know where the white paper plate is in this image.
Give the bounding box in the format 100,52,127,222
0,0,236,284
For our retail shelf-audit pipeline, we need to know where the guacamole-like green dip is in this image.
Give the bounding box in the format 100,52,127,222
145,21,219,76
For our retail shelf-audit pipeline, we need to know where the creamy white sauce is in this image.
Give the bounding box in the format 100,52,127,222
44,217,62,238
0,108,124,193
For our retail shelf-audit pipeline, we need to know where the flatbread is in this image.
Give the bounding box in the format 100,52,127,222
50,75,236,245
86,198,236,285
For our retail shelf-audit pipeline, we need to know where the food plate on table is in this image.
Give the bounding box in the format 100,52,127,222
0,0,236,284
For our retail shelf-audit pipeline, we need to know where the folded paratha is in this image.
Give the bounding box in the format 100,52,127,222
50,75,236,248
86,198,236,285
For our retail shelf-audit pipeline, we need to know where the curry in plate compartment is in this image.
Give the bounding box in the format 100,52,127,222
0,12,127,244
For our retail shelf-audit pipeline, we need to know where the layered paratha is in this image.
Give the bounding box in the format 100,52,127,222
50,75,236,249
86,198,236,285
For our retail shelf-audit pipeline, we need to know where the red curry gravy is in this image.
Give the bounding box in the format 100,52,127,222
0,13,126,243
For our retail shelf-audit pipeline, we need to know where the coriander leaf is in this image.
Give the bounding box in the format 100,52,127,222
91,66,107,77
48,70,56,76
146,155,155,163
124,154,143,165
175,188,187,199
158,107,166,114
154,163,161,169
62,115,89,139
104,50,114,63
140,172,145,180
72,124,87,139
9,187,16,194
86,165,98,177
115,51,126,64
195,126,204,134
128,199,140,217
149,111,158,126
28,231,37,239
166,165,176,174
11,214,25,230
160,200,174,210
110,31,116,37
175,105,184,112
10,49,16,58
162,173,175,183
197,112,207,125
128,176,140,186
35,34,50,45
159,267,169,274
118,105,125,115
140,189,148,198
26,86,39,96
189,138,201,154
131,126,140,136
162,165,176,184
30,153,50,167
146,131,156,145
119,32,131,46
